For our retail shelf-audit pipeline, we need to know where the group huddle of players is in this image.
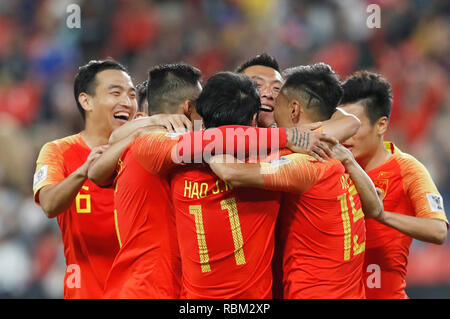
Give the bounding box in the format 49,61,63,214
32,53,448,299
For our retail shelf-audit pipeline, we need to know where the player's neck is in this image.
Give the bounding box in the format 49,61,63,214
358,141,392,172
80,122,111,149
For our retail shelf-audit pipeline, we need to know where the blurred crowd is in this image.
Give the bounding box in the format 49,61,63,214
0,0,449,298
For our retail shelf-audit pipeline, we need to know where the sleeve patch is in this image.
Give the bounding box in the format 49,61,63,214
426,193,444,212
268,156,291,168
33,165,48,190
165,132,184,138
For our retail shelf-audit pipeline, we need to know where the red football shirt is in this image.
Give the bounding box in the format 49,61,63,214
170,165,281,299
103,132,182,298
263,153,366,299
33,134,119,299
363,142,448,299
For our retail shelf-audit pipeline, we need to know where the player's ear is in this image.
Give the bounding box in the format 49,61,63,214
376,116,389,136
181,99,192,117
290,99,301,124
135,111,147,118
78,93,93,113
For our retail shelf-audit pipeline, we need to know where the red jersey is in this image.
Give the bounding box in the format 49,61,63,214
103,132,182,298
363,142,448,299
33,134,119,299
263,153,366,299
170,166,281,299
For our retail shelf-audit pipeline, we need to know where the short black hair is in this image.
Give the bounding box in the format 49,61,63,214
341,71,393,125
74,59,128,120
196,72,261,129
136,80,148,113
147,63,202,114
281,63,343,121
235,53,281,73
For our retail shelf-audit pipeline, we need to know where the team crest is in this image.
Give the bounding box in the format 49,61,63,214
373,179,389,199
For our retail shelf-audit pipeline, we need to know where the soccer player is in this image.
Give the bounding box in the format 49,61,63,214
209,64,384,299
98,63,203,298
33,60,138,298
339,71,448,299
237,54,364,298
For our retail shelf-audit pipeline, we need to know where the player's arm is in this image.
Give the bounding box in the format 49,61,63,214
210,153,319,194
320,107,361,143
284,125,337,161
209,154,263,188
375,159,448,244
283,108,360,160
36,145,108,219
331,144,384,219
88,126,167,187
132,132,182,175
376,212,447,245
177,124,337,163
109,114,192,144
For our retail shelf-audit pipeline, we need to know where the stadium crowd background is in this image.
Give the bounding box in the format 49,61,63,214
0,0,448,298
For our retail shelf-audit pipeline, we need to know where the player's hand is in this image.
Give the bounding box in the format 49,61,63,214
330,144,355,167
79,145,110,177
150,114,193,133
285,126,338,162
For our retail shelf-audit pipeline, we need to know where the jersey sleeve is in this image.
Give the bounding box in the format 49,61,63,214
262,153,328,194
175,125,287,163
131,132,181,175
33,142,65,205
399,155,448,226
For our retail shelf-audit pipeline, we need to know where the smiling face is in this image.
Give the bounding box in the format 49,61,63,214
242,65,284,127
86,69,137,132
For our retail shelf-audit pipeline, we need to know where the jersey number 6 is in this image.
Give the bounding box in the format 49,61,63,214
76,186,91,213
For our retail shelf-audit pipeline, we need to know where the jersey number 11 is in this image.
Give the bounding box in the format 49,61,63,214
189,197,246,273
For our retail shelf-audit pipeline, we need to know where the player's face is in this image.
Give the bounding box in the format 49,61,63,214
90,69,137,131
340,103,379,162
243,65,283,128
273,91,293,128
